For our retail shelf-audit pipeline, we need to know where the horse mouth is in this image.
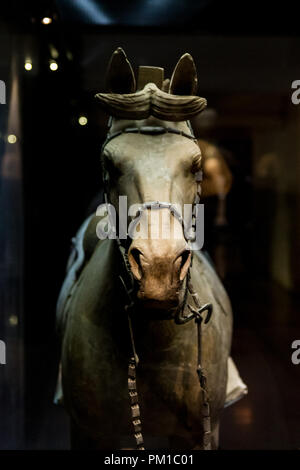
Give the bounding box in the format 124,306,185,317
134,294,181,320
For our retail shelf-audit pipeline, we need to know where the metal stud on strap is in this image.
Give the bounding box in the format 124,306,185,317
128,357,145,450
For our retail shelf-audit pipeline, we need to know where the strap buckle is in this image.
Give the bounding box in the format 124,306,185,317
192,303,213,325
175,302,213,325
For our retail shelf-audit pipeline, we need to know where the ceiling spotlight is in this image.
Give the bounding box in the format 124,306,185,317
24,60,32,71
78,116,88,126
42,17,52,25
49,60,58,71
7,134,17,144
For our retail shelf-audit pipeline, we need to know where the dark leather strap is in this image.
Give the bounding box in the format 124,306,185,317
101,125,197,151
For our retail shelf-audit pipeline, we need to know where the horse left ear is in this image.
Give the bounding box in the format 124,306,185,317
105,47,136,93
169,53,198,96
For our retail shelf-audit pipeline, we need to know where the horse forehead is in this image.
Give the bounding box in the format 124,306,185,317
105,133,199,161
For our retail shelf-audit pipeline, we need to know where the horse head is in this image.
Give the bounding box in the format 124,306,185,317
96,48,207,313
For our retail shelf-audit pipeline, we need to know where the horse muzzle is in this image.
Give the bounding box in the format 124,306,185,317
128,239,191,311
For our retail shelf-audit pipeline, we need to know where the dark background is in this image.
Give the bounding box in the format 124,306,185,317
0,0,300,449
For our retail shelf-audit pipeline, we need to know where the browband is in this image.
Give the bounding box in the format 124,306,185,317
101,125,197,151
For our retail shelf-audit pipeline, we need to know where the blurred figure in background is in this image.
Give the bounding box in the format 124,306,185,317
199,139,233,279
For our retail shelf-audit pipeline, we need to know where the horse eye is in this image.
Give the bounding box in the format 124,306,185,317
191,154,202,173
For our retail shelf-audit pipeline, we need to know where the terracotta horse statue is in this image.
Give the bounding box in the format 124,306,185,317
55,49,246,450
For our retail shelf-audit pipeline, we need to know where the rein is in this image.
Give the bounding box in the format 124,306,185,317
101,123,213,450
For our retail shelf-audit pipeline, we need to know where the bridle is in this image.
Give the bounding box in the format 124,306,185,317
100,120,213,450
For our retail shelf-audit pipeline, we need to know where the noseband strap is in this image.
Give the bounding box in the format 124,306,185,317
128,200,188,241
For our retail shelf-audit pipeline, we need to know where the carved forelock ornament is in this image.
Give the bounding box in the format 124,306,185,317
95,47,207,122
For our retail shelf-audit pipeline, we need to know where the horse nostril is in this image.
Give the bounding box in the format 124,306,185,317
128,248,143,281
178,249,191,281
131,248,142,266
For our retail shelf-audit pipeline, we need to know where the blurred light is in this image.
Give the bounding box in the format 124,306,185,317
78,116,88,126
74,0,111,24
7,134,17,144
42,17,52,25
24,60,32,71
49,60,58,71
66,50,73,61
9,315,18,326
49,44,59,59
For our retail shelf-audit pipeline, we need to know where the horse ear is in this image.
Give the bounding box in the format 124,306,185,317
169,53,197,96
105,47,136,93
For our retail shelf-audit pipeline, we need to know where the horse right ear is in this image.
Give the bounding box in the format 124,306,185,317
169,53,198,96
105,47,136,93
